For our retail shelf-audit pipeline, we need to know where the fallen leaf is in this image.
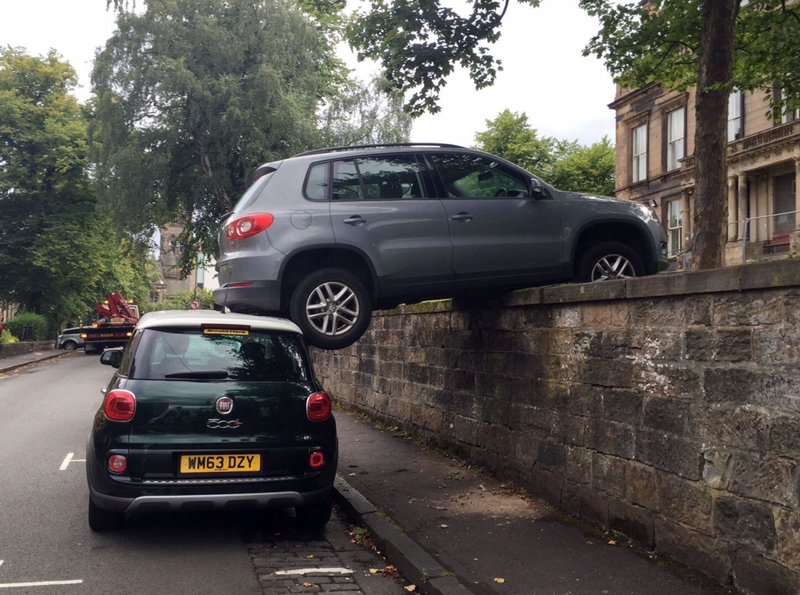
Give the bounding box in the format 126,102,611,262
494,578,505,584
404,586,416,592
608,540,617,546
306,555,314,559
369,569,379,574
385,565,397,572
440,524,449,528
302,582,314,588
349,473,357,476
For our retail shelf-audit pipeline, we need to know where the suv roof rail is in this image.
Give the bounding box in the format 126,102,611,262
293,143,466,157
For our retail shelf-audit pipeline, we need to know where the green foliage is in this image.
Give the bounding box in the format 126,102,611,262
546,137,616,197
140,289,215,313
5,313,50,341
0,49,156,329
473,110,556,178
318,75,413,146
580,0,800,114
92,0,348,276
346,0,541,116
473,110,616,196
0,330,18,344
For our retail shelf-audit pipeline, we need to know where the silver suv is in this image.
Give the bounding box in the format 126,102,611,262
57,327,89,351
213,144,668,350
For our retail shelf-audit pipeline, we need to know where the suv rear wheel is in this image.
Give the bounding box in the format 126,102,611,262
289,268,372,350
63,340,77,351
577,242,645,282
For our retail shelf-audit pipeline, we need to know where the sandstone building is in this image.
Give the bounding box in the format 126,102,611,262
611,84,800,268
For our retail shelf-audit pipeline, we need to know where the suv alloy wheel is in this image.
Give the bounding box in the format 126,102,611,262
289,268,372,350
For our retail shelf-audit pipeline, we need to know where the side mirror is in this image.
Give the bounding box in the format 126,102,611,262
531,178,547,198
100,348,123,368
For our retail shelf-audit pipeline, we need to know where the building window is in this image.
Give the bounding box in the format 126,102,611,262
632,124,647,183
667,198,683,256
728,90,743,141
667,107,685,171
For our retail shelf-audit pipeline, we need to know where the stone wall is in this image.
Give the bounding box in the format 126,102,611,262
0,341,57,359
311,260,800,595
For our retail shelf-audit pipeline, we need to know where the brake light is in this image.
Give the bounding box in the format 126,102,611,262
306,392,331,421
226,213,274,240
103,389,136,422
309,451,325,469
108,455,127,474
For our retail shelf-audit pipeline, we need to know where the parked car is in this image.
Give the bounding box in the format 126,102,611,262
57,326,90,351
213,143,669,350
86,310,337,531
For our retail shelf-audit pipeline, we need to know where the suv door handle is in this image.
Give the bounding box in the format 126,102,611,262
450,212,473,222
344,216,366,226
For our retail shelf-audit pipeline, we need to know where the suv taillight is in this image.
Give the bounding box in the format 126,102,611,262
103,389,136,422
226,213,274,240
306,392,331,421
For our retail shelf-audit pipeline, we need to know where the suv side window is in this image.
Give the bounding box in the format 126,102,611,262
331,155,430,201
304,163,329,200
428,153,531,198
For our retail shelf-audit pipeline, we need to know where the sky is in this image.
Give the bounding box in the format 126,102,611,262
0,0,618,149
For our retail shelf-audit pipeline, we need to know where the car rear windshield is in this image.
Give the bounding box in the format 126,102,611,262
129,327,310,382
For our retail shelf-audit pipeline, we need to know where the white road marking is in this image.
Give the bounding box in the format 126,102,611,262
0,580,83,589
59,453,85,471
274,568,354,576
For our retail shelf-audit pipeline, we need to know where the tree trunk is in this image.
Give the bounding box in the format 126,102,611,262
691,0,738,271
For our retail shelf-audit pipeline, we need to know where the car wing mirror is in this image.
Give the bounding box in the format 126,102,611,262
531,178,547,199
100,349,123,368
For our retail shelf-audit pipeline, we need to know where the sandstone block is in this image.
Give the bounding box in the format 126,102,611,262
625,461,662,511
654,518,734,585
587,418,636,459
714,497,776,553
608,497,654,548
643,397,688,435
659,473,713,534
636,429,703,480
732,548,800,595
592,452,626,498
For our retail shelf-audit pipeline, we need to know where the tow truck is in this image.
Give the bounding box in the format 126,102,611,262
81,292,139,355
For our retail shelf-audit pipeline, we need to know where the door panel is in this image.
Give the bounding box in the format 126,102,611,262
328,155,454,297
428,153,565,287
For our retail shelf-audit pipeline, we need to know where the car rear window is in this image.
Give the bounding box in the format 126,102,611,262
231,172,273,215
129,327,310,382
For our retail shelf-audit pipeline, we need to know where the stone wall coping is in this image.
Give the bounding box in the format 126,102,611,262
379,260,800,316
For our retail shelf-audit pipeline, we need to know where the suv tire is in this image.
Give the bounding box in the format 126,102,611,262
290,269,372,350
63,340,77,351
88,498,124,532
577,242,645,282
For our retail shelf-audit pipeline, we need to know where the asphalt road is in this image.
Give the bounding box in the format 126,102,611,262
0,354,407,595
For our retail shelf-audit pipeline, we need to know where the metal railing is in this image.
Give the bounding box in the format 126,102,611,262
740,209,800,264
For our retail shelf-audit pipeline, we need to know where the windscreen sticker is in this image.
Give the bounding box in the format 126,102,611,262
203,328,250,336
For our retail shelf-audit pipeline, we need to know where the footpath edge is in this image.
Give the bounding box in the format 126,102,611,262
334,475,475,595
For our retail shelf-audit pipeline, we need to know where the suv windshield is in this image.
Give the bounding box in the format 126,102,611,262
129,328,309,382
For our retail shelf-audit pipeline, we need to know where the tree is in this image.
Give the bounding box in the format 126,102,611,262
546,137,616,197
580,0,800,269
345,0,541,116
93,0,347,275
473,110,556,178
473,110,616,196
317,75,413,146
0,49,152,329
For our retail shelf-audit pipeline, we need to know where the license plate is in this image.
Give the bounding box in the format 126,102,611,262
180,454,261,474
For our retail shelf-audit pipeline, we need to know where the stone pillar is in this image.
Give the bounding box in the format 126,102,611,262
738,175,749,241
795,158,800,229
727,176,738,241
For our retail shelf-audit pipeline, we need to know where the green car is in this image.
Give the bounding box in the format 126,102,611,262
86,310,338,531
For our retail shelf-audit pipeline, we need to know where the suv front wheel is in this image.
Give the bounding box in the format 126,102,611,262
577,242,645,282
289,268,372,350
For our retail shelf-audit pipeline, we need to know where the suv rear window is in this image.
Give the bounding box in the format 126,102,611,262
129,328,310,382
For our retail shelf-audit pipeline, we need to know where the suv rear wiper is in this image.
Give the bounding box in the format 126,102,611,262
163,371,229,379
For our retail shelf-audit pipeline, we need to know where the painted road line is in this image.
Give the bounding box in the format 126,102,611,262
0,580,83,589
274,568,354,576
59,453,86,471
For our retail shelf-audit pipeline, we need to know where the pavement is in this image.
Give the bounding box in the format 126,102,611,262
0,346,73,375
2,350,734,595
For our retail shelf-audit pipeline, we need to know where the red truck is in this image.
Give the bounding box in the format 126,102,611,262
81,292,140,355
